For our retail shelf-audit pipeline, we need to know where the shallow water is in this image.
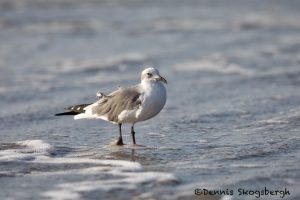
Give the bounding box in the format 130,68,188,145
1,0,300,199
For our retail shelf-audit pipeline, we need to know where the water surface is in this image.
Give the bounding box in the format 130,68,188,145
0,0,300,199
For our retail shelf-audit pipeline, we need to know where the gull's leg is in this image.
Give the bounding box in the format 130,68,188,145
116,123,124,145
131,124,136,145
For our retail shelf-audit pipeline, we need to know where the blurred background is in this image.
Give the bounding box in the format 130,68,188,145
0,0,300,199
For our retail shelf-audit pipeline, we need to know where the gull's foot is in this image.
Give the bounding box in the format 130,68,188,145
109,137,124,146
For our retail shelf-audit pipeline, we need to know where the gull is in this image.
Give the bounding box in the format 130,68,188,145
55,67,167,145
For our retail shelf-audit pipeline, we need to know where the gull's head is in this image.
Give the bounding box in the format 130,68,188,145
141,67,167,84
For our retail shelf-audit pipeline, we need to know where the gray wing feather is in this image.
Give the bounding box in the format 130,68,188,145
91,86,142,122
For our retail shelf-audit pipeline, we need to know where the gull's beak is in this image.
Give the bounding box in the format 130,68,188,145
155,75,167,84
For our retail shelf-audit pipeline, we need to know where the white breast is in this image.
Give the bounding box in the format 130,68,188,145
136,82,166,122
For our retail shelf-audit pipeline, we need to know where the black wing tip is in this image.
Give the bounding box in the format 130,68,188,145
55,103,91,116
55,111,79,116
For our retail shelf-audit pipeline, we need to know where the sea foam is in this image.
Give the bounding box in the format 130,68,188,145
0,140,179,200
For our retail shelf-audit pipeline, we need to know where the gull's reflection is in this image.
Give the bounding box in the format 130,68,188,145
131,149,135,161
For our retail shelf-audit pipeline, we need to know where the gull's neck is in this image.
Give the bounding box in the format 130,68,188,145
140,80,164,91
141,80,155,88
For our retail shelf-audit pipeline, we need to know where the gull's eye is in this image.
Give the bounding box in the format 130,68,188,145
146,73,152,77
